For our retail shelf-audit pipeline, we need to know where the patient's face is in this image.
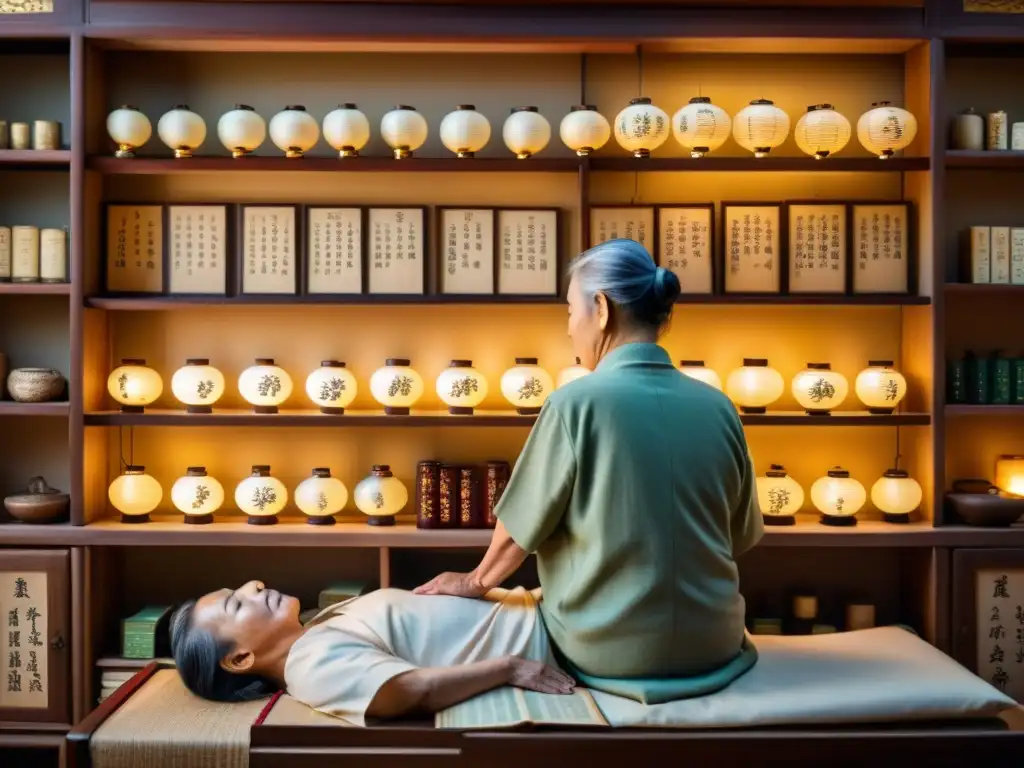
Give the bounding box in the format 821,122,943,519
192,580,300,659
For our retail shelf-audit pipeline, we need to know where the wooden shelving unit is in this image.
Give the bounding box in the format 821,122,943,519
0,402,71,417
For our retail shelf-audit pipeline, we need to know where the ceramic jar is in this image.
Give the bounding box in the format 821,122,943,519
381,105,428,159
239,358,293,414
171,358,226,413
157,105,207,158
354,465,408,526
322,103,371,158
559,105,611,156
217,105,266,158
106,106,152,158
171,467,224,524
7,368,65,403
987,110,1008,151
440,105,491,158
951,108,984,151
294,468,349,525
613,97,670,158
235,465,288,525
503,106,550,159
305,360,357,414
269,105,320,158
3,476,70,525
672,97,731,158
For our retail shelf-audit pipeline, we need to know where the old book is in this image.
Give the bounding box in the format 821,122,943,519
969,226,991,283
992,226,1011,284
1012,228,1024,285
436,686,607,730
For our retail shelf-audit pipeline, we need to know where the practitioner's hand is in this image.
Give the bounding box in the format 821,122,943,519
506,657,576,695
413,571,487,598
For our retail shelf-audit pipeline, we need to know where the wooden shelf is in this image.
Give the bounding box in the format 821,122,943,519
589,156,930,172
86,156,582,174
945,283,1024,294
0,149,71,168
0,282,71,296
946,150,1024,169
0,401,70,417
946,405,1024,417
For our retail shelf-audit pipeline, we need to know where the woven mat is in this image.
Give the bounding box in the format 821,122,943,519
260,693,353,727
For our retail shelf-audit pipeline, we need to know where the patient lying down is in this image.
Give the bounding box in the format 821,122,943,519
170,580,573,726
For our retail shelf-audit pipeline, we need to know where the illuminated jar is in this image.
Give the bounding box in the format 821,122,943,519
854,360,907,414
170,358,225,414
171,466,224,525
238,358,293,414
811,467,866,527
794,104,851,159
294,467,348,526
217,104,266,158
501,358,554,415
109,465,162,524
559,105,611,156
503,106,551,159
106,105,151,159
732,99,790,158
107,358,163,413
725,358,784,414
614,98,670,158
269,105,320,159
381,105,429,159
370,358,424,415
756,464,805,526
672,97,731,158
435,360,488,415
305,360,357,415
322,103,371,158
440,105,491,159
870,468,921,525
677,360,723,391
354,465,408,526
791,362,849,416
857,102,918,159
557,358,591,388
234,465,287,526
995,456,1024,496
157,105,206,159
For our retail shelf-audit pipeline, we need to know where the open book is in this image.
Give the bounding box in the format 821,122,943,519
436,686,608,729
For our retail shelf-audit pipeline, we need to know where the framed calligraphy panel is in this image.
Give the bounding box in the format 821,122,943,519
166,205,230,296
786,202,848,294
850,202,915,295
656,205,714,295
367,207,427,295
438,207,495,295
238,205,299,295
721,202,784,294
306,207,364,295
496,208,559,296
589,205,655,252
104,204,164,294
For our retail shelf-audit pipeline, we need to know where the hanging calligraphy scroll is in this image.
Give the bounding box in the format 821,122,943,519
238,205,299,295
0,571,48,711
367,207,427,295
850,202,914,295
589,205,655,253
786,202,848,294
496,208,559,296
721,202,784,294
166,205,229,296
306,207,364,295
438,208,495,295
656,204,714,295
104,204,164,294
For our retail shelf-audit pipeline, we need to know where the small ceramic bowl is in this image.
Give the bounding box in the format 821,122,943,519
3,476,70,525
946,492,1024,527
7,368,66,403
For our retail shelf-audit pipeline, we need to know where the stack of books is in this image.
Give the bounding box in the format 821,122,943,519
121,606,172,659
98,669,137,704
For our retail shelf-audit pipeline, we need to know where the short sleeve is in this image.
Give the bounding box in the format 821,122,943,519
731,448,765,558
496,400,577,553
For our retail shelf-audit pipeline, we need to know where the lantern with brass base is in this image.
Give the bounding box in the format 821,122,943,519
108,359,163,413
109,466,162,524
235,465,287,526
811,467,866,527
295,468,348,526
792,362,849,416
871,468,921,525
171,467,224,525
355,465,408,526
756,464,804,526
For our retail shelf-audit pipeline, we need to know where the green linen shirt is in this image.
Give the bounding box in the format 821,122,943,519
496,342,763,679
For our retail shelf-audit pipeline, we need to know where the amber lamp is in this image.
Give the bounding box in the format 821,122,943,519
305,360,357,415
855,361,907,414
370,359,425,415
792,363,849,416
294,468,348,526
811,467,866,527
235,465,288,526
678,360,722,391
107,358,163,413
501,358,554,415
171,359,225,414
995,456,1024,497
435,360,488,415
870,469,921,525
557,358,591,389
238,358,293,414
354,465,408,526
725,359,784,414
109,465,162,524
756,464,804,526
171,466,224,525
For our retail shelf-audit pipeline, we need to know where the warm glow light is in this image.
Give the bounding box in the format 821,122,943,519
995,456,1024,497
559,105,611,156
322,104,371,158
238,358,293,414
157,105,207,158
794,104,851,159
870,469,921,523
354,465,408,526
171,358,225,413
557,358,591,388
171,467,224,524
109,465,162,523
217,105,266,158
440,105,491,158
725,358,784,413
435,360,489,415
791,363,849,415
855,360,907,414
811,467,866,527
732,99,790,158
370,359,425,415
381,105,429,159
294,468,349,525
503,106,551,159
614,98,670,158
857,101,918,159
235,465,288,525
305,360,357,414
677,360,723,391
106,105,152,158
500,358,554,415
107,358,163,413
756,464,805,525
268,105,320,159
672,97,731,158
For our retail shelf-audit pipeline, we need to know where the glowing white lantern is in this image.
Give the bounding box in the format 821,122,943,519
381,105,429,159
157,105,206,159
234,465,288,525
677,360,723,391
354,465,408,526
559,105,611,156
725,358,784,414
106,105,152,159
500,358,554,415
614,98,670,158
857,102,918,159
294,467,349,526
107,358,163,413
870,469,921,524
305,360,357,415
269,105,320,159
171,466,224,524
557,358,591,388
811,467,866,527
672,97,731,158
732,99,790,158
854,360,907,414
503,106,551,159
435,360,488,415
370,358,424,415
440,105,491,159
756,464,805,526
171,358,225,414
322,103,371,158
794,104,851,159
109,465,162,524
995,456,1024,496
217,104,266,158
238,358,293,414
791,362,850,415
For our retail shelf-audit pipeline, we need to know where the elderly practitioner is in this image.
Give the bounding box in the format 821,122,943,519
415,239,763,696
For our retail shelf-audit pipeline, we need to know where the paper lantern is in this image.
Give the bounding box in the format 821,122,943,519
370,359,424,415
732,99,790,158
294,468,348,526
269,105,320,159
677,360,723,391
435,360,488,415
792,363,849,415
672,97,731,158
500,358,554,415
108,358,163,413
109,465,162,524
756,464,804,526
171,466,224,525
857,102,917,159
440,105,491,159
238,358,293,414
171,358,225,414
381,105,429,159
305,360,357,415
106,105,152,159
854,360,907,414
559,105,611,156
995,456,1024,496
322,103,371,158
870,469,921,524
557,358,591,388
811,467,866,527
794,104,851,159
234,465,288,526
614,98,669,158
503,106,551,159
157,105,206,159
726,358,784,414
354,465,408,526
217,105,266,158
